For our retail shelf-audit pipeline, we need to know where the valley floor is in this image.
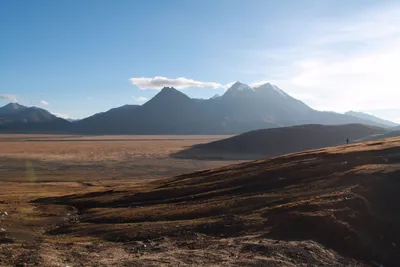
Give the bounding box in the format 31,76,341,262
0,134,240,266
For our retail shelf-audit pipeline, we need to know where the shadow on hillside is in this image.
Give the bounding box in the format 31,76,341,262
34,142,400,266
170,145,265,161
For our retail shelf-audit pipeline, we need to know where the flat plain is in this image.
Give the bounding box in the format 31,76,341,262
0,134,235,182
0,134,240,266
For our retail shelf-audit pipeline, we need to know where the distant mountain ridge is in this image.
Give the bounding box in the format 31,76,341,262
0,103,59,123
345,111,398,128
0,103,70,133
0,82,398,134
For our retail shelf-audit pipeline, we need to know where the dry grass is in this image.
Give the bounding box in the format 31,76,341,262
0,134,241,266
1,135,400,266
0,134,230,162
36,137,400,266
0,134,237,183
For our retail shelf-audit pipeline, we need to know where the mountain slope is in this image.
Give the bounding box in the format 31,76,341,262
173,124,387,159
72,88,209,134
0,103,28,115
37,137,400,266
0,103,58,123
0,118,71,133
212,82,313,125
131,87,207,134
72,105,140,134
345,111,398,128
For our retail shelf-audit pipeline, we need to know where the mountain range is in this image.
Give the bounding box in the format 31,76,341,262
0,82,398,134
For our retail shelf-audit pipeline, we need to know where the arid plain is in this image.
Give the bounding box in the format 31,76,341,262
0,134,239,266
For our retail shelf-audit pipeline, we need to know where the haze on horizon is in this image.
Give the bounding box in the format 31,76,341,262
1,0,400,123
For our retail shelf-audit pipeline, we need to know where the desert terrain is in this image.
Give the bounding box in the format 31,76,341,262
1,134,400,266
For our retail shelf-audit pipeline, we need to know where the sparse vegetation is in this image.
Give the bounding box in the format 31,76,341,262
1,134,400,266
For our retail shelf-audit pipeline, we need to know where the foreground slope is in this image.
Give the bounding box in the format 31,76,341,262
174,123,387,159
37,138,400,266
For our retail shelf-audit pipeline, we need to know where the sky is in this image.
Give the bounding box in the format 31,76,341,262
1,0,400,122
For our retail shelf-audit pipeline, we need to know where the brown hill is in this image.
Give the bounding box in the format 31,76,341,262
173,124,388,160
37,138,400,266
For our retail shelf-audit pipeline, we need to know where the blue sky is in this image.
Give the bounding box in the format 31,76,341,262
1,0,400,122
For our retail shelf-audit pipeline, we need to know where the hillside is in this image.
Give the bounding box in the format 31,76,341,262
36,138,400,266
70,105,140,134
0,118,71,133
173,124,388,160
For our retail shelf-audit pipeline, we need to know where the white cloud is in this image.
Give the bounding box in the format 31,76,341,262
132,96,149,103
254,4,400,122
40,100,49,105
130,76,232,90
0,94,17,102
53,113,71,119
286,44,400,113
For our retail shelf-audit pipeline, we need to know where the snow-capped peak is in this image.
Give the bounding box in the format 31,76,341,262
223,82,254,97
230,81,253,91
253,83,288,98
